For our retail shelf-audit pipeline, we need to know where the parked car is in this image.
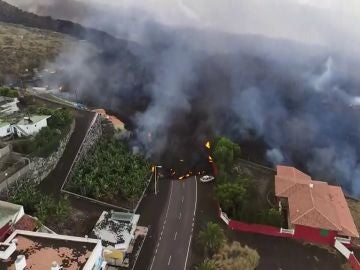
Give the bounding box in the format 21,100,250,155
200,175,215,183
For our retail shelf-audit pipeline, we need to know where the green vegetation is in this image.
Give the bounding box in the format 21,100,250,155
0,22,96,83
197,222,225,257
0,86,18,97
68,138,150,204
212,137,241,173
212,137,283,227
212,242,260,270
195,259,216,270
13,108,73,157
9,181,70,224
196,222,260,270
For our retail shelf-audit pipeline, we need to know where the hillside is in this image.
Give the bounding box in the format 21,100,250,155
0,0,137,52
0,22,96,84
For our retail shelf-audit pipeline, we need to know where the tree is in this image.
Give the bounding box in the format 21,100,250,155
213,241,260,270
198,222,225,256
215,181,248,217
195,259,216,270
212,137,241,172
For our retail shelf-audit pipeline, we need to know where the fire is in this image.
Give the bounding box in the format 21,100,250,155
205,141,211,149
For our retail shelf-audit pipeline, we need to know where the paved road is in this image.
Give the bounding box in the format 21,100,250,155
38,108,95,196
149,177,197,270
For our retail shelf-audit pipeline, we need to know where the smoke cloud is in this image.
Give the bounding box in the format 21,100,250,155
9,0,360,195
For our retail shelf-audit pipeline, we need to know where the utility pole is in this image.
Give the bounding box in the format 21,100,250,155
154,165,162,195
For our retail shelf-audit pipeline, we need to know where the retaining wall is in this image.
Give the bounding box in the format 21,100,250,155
27,121,75,184
0,144,10,159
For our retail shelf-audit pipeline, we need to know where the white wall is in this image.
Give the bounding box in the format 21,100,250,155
0,99,19,115
84,241,104,270
16,118,48,137
0,124,12,137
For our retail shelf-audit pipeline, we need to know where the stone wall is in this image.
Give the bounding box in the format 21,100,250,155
0,144,10,159
74,113,102,164
27,121,75,184
0,163,30,192
61,114,102,190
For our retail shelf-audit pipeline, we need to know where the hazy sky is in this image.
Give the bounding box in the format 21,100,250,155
8,0,360,53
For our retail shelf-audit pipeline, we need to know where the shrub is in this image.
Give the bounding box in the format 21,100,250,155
9,181,70,224
0,87,18,98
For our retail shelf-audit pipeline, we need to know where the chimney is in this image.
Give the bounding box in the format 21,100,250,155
51,261,62,270
15,255,26,270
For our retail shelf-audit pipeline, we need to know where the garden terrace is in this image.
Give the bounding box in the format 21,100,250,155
66,138,150,209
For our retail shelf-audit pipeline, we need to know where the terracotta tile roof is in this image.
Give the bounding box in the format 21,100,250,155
275,166,359,237
13,215,38,232
93,109,125,130
94,108,107,116
108,115,125,130
328,186,359,238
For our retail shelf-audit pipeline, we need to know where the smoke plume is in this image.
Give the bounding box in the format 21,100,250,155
11,0,360,195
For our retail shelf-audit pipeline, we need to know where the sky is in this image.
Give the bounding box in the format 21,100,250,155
7,0,360,55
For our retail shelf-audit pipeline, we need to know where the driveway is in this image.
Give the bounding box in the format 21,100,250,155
191,181,346,270
38,108,95,196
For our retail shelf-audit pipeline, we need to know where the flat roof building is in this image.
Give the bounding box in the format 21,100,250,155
0,230,104,270
92,211,140,266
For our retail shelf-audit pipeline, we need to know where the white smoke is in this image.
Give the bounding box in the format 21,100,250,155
9,0,360,195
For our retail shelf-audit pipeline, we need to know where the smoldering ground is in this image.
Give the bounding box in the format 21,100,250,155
18,0,360,195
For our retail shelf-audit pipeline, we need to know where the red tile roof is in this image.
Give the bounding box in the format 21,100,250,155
14,215,38,232
275,166,359,238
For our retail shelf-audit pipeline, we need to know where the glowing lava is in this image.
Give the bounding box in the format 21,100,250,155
205,141,211,149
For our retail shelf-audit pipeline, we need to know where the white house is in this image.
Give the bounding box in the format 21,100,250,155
0,230,105,270
92,211,140,266
13,115,51,137
0,122,12,138
0,97,19,115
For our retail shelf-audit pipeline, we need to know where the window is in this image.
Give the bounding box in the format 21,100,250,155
320,229,329,237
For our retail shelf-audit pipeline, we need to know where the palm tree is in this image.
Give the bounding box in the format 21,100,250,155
198,222,225,256
195,258,216,270
212,241,260,270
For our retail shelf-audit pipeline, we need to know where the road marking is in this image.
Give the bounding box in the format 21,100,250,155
182,196,184,203
183,176,198,270
168,255,172,266
179,212,182,220
150,180,174,270
174,232,177,240
182,182,185,188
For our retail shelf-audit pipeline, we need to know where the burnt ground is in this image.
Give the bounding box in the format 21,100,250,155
190,181,347,270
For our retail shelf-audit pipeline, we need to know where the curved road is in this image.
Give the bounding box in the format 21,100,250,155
149,176,197,270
